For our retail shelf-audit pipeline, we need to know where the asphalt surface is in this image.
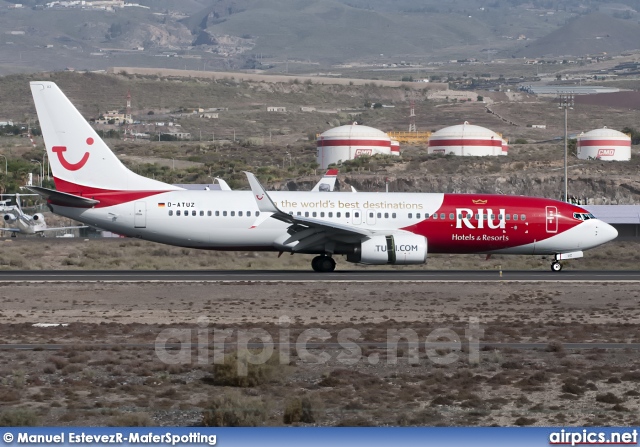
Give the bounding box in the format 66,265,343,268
0,270,640,282
1,342,639,351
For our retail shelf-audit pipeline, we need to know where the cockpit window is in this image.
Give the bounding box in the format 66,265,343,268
573,212,596,221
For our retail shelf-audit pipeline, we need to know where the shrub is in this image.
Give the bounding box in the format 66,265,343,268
201,391,268,427
209,350,287,388
0,408,38,426
109,412,154,427
514,416,536,426
595,393,623,404
283,396,319,424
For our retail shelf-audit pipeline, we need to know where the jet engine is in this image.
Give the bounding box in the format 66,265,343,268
347,234,427,265
32,213,44,222
3,214,16,223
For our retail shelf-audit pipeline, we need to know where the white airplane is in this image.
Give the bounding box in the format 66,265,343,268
0,194,86,237
28,81,617,272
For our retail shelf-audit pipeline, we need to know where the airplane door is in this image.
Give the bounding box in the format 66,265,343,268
546,206,558,233
366,209,376,225
134,201,146,228
352,209,362,225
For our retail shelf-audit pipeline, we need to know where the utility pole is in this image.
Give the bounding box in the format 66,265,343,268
558,93,574,203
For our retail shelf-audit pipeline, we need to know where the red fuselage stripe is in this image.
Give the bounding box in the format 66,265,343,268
53,177,168,208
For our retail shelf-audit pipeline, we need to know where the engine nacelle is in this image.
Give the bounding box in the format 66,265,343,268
3,214,16,223
347,234,427,265
32,213,44,222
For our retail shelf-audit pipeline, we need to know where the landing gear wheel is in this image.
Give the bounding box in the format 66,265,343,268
10,233,16,238
551,261,562,272
311,255,336,273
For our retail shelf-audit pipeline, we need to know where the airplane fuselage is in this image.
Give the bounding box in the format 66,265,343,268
50,190,614,256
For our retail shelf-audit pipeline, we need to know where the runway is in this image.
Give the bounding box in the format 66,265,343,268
1,269,640,282
1,342,639,351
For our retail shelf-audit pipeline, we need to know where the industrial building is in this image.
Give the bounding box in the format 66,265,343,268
428,122,507,156
577,127,631,161
316,124,398,169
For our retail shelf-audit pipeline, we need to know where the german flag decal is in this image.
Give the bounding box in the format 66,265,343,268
157,203,166,208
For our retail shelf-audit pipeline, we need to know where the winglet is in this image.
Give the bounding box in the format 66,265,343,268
244,172,280,214
244,172,281,228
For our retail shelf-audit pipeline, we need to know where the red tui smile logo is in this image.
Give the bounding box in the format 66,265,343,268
52,137,93,171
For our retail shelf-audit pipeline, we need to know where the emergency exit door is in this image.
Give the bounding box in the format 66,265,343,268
545,206,558,233
134,201,147,228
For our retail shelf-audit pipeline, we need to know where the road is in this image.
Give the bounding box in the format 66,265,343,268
1,270,640,282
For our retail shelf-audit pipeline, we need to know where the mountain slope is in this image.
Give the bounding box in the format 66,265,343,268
513,12,640,57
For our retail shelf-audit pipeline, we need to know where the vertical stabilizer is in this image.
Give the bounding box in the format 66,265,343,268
30,81,181,194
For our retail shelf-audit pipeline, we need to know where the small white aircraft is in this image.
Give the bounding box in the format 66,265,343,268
0,194,86,237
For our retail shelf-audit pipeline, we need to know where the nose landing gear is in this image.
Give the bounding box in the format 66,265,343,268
551,261,562,272
311,255,336,273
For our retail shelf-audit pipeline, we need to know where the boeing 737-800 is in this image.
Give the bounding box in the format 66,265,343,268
28,82,617,272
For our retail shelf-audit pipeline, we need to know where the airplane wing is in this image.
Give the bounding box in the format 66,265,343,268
311,169,338,192
0,228,20,233
26,186,99,208
244,172,372,253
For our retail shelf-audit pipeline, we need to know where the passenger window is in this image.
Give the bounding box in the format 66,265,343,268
408,213,413,219
337,212,341,218
417,213,421,219
355,212,359,218
369,212,374,218
392,213,396,219
346,212,350,218
329,212,333,218
247,211,251,217
200,211,204,216
490,214,495,220
297,211,301,216
169,210,173,216
498,214,502,219
423,213,427,219
384,213,389,219
305,212,309,217
449,213,454,220
312,212,317,217
506,214,510,220
185,212,188,217
440,213,445,220
434,213,438,220
513,214,518,221
239,211,243,217
230,211,235,217
223,211,227,216
215,211,220,217
256,212,260,216
191,210,195,216
377,212,381,218
176,210,181,216
521,214,526,221
321,212,325,218
207,211,212,217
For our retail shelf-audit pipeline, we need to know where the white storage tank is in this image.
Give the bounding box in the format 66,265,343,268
390,139,400,156
577,127,631,161
428,121,506,156
317,123,392,169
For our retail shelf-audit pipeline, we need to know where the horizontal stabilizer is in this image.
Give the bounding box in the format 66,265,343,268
27,186,99,208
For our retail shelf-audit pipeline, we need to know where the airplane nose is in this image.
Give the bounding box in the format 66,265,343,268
600,221,618,243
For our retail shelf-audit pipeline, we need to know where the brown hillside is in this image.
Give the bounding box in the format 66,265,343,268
514,13,640,58
575,91,640,110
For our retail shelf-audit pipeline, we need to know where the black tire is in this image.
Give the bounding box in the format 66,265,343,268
312,256,336,272
311,256,322,272
551,261,562,272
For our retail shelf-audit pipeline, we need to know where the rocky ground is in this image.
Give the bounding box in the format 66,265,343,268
0,281,639,427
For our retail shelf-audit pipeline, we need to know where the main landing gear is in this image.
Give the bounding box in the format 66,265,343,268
311,255,336,273
550,261,562,272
